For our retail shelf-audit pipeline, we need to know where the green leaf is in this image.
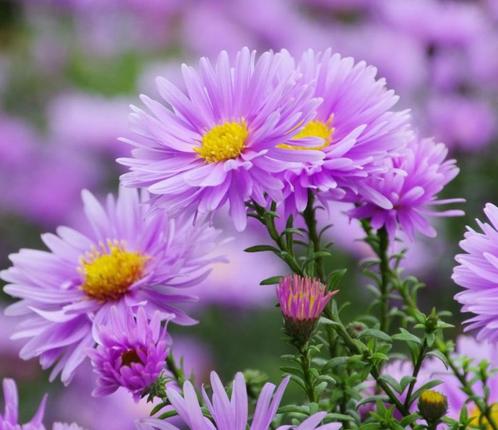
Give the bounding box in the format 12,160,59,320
259,276,283,285
409,379,443,405
327,268,347,290
244,245,279,253
359,329,392,343
392,328,422,345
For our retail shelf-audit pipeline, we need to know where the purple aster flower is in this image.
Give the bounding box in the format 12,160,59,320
452,203,498,341
118,47,323,232
278,48,412,216
89,306,171,400
1,187,221,384
349,137,463,240
145,371,341,430
0,378,47,430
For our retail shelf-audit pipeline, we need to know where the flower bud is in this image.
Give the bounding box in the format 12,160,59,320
276,275,337,346
418,390,448,424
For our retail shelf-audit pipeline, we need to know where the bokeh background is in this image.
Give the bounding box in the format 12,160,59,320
0,0,497,428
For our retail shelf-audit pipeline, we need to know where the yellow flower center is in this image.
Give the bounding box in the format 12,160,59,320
419,390,446,406
470,403,498,429
278,117,334,151
195,121,248,163
79,241,148,301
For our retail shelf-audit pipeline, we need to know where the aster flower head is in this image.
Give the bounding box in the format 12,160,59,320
277,275,337,346
0,378,46,430
349,137,464,240
118,47,324,232
279,48,412,216
152,371,340,430
1,187,221,384
89,306,171,400
453,204,498,341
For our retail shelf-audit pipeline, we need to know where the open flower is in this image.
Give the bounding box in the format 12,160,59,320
349,137,463,239
118,47,323,231
138,371,341,430
279,48,412,216
1,187,221,384
453,204,498,341
89,307,171,400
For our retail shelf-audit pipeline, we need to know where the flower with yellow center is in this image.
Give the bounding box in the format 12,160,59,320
470,403,498,429
277,116,334,151
195,120,248,163
80,241,148,301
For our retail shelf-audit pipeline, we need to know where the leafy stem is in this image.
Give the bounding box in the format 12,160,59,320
323,307,411,418
166,354,186,388
439,346,498,430
377,227,391,333
298,343,317,403
248,201,304,276
404,338,428,409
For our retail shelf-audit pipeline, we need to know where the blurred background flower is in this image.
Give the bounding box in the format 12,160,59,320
0,0,497,427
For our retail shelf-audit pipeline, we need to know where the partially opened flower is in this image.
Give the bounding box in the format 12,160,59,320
277,275,337,345
350,137,463,239
151,371,341,430
1,187,221,384
278,48,412,216
89,307,171,400
118,47,323,231
453,204,498,341
0,378,46,430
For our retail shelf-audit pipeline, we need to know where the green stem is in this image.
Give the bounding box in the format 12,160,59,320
249,201,304,276
378,227,391,333
298,344,317,403
404,339,428,409
166,354,186,387
302,190,325,282
324,308,411,418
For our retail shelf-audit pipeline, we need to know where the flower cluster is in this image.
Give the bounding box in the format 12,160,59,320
119,48,461,238
1,187,221,386
0,47,470,430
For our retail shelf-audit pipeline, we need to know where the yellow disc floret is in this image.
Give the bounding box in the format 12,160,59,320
278,116,334,151
80,241,148,301
195,121,248,163
470,403,498,429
